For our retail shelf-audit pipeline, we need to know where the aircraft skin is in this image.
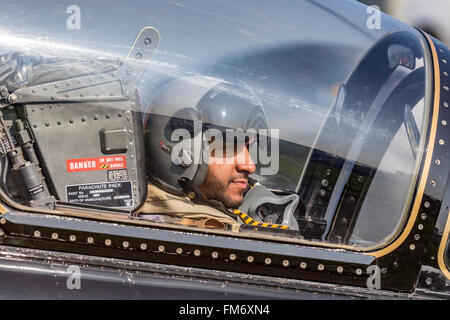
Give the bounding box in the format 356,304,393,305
0,0,448,300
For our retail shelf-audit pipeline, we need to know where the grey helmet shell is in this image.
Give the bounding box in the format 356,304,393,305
144,76,267,195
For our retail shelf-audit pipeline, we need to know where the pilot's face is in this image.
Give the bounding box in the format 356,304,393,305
199,142,256,208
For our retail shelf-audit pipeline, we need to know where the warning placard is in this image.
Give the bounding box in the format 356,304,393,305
107,169,129,182
67,156,127,173
66,181,134,207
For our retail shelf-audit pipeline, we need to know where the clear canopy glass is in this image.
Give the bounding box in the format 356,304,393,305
0,0,431,248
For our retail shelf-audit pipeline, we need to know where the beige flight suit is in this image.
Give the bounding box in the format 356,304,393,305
138,181,241,232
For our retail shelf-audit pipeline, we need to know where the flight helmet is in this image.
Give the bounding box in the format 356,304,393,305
144,76,268,195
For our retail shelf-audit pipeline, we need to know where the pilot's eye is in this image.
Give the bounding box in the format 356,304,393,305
218,136,252,154
222,142,239,155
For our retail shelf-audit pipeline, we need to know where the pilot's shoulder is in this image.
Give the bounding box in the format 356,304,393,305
141,182,240,231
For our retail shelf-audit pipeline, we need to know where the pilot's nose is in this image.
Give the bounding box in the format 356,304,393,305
236,146,256,174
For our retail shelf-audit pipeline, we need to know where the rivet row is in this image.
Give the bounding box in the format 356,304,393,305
29,230,364,274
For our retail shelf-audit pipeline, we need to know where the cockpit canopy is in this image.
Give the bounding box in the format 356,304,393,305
0,0,431,248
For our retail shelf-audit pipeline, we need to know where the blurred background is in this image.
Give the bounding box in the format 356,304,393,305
357,0,450,45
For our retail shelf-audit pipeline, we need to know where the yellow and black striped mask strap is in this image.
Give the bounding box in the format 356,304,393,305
232,209,289,230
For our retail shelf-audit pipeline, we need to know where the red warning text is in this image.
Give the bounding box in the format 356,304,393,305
67,156,127,173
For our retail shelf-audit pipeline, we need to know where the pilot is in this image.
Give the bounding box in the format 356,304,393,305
139,76,268,231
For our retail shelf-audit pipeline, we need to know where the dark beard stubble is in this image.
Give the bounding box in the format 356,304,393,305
199,172,247,209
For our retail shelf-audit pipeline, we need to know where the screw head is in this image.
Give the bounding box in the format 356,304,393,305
8,94,17,103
